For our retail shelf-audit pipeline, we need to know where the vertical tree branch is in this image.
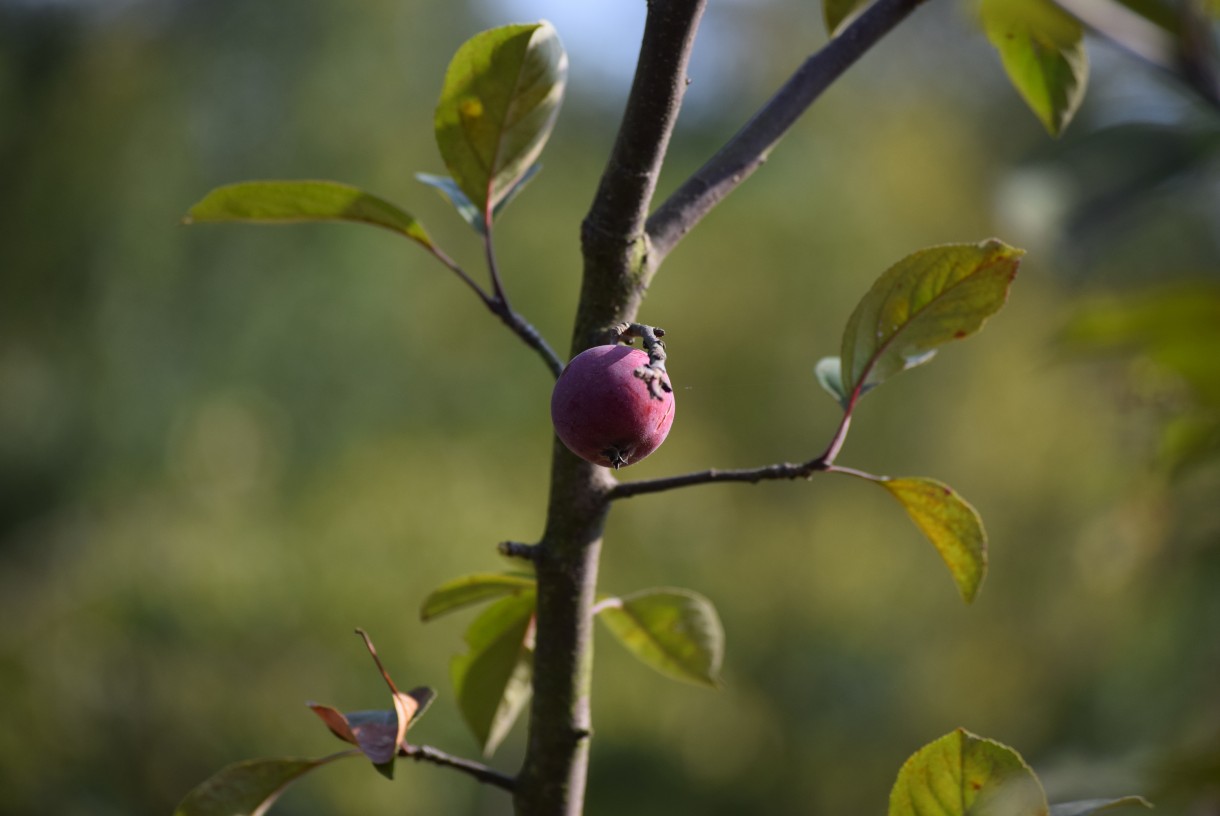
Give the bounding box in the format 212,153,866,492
514,3,706,815
645,0,929,264
573,0,708,351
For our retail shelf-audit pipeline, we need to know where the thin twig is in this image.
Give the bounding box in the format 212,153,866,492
499,540,540,561
610,399,866,500
430,244,489,301
607,455,888,500
645,0,929,264
425,229,564,378
401,744,517,792
490,300,566,379
609,458,827,500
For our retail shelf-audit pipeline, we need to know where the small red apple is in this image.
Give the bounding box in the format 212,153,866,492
550,345,675,469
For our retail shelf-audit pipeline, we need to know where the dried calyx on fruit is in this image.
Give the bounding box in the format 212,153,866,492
550,329,675,469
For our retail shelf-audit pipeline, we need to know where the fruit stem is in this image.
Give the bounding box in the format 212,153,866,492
608,322,672,400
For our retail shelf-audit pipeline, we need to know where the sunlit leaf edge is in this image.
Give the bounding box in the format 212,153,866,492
888,728,1047,816
596,587,725,688
450,592,537,755
420,572,537,621
840,239,1023,406
184,180,434,249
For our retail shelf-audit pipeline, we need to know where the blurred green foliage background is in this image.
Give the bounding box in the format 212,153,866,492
2,1,1219,814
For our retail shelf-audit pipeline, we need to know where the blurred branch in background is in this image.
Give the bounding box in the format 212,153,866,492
1055,0,1220,107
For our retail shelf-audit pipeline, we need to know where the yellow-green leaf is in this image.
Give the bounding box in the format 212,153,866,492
420,572,537,621
840,240,1023,406
434,22,566,220
879,477,988,604
981,0,1089,136
183,180,434,249
597,588,724,688
889,728,1048,816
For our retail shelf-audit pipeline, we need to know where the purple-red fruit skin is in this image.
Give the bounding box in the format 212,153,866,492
550,345,675,468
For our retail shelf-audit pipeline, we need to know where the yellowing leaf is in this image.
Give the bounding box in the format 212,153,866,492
841,240,1023,406
889,728,1048,816
306,630,435,779
879,477,987,604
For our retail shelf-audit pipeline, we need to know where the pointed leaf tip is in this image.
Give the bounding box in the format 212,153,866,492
840,239,1023,406
981,0,1089,136
184,180,435,249
880,477,988,603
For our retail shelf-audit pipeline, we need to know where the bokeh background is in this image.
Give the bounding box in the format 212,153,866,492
2,0,1219,814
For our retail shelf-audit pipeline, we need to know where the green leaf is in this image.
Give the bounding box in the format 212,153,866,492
416,163,542,235
824,0,871,35
183,180,434,249
889,728,1048,816
421,572,537,621
840,239,1023,406
434,22,567,220
981,0,1089,136
173,754,352,816
878,477,988,604
451,592,536,756
597,588,724,688
1049,798,1153,816
814,357,850,409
